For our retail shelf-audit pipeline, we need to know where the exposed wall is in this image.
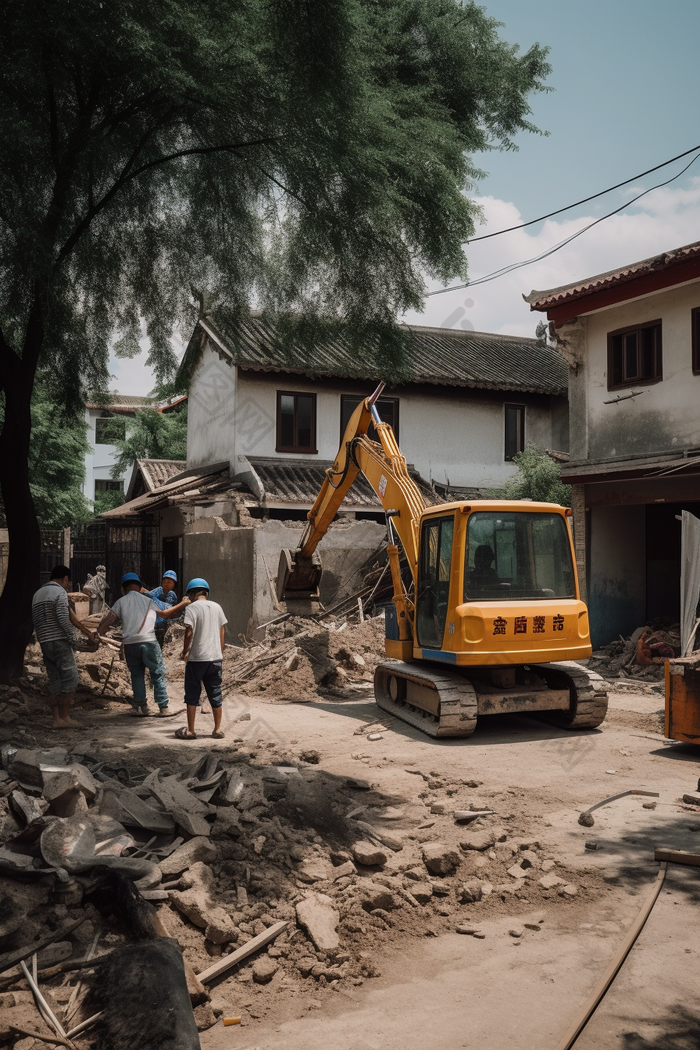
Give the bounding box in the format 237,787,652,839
578,279,700,462
183,517,255,644
588,504,646,646
186,338,568,490
181,516,386,641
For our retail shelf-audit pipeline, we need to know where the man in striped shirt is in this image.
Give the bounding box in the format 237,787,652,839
32,565,95,728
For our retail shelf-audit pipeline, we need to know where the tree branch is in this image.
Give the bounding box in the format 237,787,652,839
54,137,278,265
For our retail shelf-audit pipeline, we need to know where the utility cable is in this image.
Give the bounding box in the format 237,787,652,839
427,150,700,296
467,142,700,242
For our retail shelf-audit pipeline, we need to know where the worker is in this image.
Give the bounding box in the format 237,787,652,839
175,578,228,741
32,565,97,729
142,569,179,648
469,544,500,597
97,572,190,717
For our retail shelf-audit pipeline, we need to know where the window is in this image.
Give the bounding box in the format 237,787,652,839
693,308,700,375
416,515,454,648
504,404,525,462
607,320,662,390
276,392,317,453
340,395,399,443
95,416,126,444
464,511,575,601
94,479,123,496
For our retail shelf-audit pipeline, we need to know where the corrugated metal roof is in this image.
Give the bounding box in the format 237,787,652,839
248,458,443,509
196,314,567,396
526,239,700,311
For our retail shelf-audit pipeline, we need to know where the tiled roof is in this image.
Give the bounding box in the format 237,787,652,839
137,459,187,491
248,458,443,508
526,239,700,311
101,463,231,518
186,314,567,396
85,394,155,410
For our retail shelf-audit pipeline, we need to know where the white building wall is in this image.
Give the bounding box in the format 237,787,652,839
185,340,562,490
186,348,238,468
581,278,700,461
83,408,127,500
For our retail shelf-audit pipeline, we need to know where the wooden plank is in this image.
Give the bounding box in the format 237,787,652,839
196,921,288,984
654,848,700,867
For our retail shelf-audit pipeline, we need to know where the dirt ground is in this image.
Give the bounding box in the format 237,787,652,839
2,636,699,1050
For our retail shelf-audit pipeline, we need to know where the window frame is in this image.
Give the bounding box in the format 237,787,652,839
339,394,399,444
504,403,525,462
94,479,124,496
692,308,700,376
94,415,125,445
275,390,318,454
607,319,663,391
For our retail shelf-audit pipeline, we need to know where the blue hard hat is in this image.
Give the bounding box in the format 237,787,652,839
186,577,210,593
121,572,142,585
162,570,178,581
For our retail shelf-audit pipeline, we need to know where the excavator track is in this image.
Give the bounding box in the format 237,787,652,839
374,661,478,739
534,661,609,729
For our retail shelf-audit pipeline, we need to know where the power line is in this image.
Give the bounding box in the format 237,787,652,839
427,151,700,296
467,142,700,243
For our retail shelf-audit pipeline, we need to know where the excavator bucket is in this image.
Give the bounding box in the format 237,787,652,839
277,548,322,601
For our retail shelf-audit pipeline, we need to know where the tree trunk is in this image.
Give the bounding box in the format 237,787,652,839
0,315,43,683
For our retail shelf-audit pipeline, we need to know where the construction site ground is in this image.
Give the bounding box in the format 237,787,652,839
3,629,699,1050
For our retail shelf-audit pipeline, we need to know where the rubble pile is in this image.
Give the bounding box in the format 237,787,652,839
586,623,681,686
223,616,387,703
0,739,590,1042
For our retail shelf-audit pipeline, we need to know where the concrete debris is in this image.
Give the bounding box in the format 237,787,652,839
296,893,340,951
459,829,495,853
588,622,680,684
421,842,461,876
160,836,219,876
352,841,388,867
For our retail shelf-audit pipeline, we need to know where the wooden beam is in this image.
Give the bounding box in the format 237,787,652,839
196,921,288,984
654,848,700,867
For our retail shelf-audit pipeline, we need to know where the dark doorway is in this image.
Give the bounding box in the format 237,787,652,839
646,502,700,621
162,536,183,592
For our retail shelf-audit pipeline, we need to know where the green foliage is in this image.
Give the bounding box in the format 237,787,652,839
504,446,572,507
108,407,188,478
93,488,126,517
1,0,551,407
0,387,91,528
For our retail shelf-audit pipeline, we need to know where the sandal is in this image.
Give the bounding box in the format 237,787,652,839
175,726,197,740
212,729,225,739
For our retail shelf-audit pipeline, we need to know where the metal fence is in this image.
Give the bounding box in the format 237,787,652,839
39,529,67,585
70,520,161,603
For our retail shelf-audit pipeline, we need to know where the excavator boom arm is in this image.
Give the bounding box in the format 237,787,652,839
278,384,426,598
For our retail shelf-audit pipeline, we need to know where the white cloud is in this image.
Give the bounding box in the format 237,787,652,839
404,177,700,337
107,331,186,397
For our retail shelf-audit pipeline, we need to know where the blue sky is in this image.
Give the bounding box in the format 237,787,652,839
112,0,700,392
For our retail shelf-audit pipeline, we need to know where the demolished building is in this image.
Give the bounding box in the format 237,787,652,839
91,313,569,640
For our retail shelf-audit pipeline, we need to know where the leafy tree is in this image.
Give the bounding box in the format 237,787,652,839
105,406,187,478
0,0,550,678
0,385,91,528
92,488,125,517
504,446,572,507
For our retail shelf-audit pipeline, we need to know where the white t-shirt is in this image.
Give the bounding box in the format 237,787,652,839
112,592,160,645
184,600,228,662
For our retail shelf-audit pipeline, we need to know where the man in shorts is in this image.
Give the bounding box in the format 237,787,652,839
98,572,189,716
32,565,97,728
175,578,227,740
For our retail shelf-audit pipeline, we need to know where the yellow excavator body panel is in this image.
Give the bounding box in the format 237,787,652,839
393,499,592,667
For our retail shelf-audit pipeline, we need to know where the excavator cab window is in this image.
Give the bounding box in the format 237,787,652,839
464,511,575,600
416,516,454,648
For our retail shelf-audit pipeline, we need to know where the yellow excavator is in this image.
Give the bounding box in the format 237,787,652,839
277,384,607,739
